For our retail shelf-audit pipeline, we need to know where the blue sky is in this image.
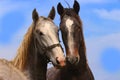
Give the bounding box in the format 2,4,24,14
0,0,120,80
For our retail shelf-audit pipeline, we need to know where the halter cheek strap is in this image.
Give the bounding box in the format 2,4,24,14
33,31,61,55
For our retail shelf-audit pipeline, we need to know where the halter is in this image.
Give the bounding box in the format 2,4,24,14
33,30,61,55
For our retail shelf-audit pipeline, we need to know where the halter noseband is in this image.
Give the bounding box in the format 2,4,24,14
33,31,61,55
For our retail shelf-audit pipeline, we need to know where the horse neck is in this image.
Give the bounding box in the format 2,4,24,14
60,38,88,78
26,51,47,80
78,37,87,70
24,38,47,80
12,25,47,80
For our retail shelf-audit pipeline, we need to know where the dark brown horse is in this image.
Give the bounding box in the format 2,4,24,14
47,1,94,80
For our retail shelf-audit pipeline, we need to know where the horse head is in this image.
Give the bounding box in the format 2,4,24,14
32,7,66,68
57,0,85,65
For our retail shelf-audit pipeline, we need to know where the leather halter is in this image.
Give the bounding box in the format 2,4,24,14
33,30,61,55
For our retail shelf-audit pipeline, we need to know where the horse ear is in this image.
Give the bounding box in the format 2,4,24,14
48,7,55,20
73,0,80,14
32,9,39,23
57,3,64,16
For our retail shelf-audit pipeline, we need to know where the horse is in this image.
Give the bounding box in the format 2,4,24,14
0,59,29,80
47,1,94,80
0,7,66,80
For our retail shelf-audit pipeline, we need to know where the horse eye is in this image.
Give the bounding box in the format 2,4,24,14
36,30,43,35
39,32,44,35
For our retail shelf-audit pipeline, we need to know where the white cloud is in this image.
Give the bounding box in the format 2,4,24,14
0,1,24,17
0,0,31,33
86,33,120,80
94,9,120,21
0,43,18,60
0,11,33,60
0,25,28,60
0,1,31,60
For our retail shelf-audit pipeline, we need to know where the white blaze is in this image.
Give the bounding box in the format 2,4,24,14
66,18,74,54
35,17,65,65
41,22,64,60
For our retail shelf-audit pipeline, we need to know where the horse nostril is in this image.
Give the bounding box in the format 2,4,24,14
66,57,71,63
66,57,69,61
66,56,79,64
56,57,60,64
56,57,66,67
75,57,79,63
76,57,78,61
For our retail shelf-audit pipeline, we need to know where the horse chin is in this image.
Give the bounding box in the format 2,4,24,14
49,55,66,68
53,64,65,69
66,54,80,66
52,61,66,69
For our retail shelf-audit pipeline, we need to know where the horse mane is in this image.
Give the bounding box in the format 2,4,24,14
74,13,86,55
12,23,34,70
